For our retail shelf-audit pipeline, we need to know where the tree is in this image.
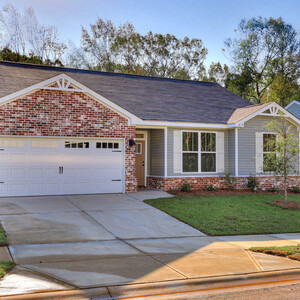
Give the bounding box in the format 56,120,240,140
200,62,230,86
0,47,63,66
224,17,300,105
0,4,67,63
73,18,208,79
141,32,207,79
263,114,299,203
262,75,300,107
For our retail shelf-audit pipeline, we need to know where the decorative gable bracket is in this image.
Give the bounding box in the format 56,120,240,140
42,74,83,92
260,104,282,117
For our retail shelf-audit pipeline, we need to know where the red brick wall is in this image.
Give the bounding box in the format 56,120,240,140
148,176,300,191
0,89,137,192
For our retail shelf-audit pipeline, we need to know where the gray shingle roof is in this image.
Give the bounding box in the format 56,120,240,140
0,61,251,124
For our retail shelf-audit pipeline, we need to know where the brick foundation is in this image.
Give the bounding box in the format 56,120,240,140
0,89,137,192
147,176,300,191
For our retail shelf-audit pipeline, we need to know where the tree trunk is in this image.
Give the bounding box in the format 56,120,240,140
284,175,287,204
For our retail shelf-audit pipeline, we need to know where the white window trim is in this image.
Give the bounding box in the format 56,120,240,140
181,130,218,174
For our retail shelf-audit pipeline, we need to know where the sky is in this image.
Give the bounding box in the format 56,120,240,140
0,0,299,68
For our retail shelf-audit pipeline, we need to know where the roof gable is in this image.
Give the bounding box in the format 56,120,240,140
228,102,300,128
0,73,142,124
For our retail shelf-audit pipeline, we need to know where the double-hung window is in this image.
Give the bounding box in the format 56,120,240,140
182,132,198,172
201,132,216,172
263,133,276,172
182,132,216,173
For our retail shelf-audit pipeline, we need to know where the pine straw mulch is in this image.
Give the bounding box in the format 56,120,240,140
272,200,300,210
168,188,298,197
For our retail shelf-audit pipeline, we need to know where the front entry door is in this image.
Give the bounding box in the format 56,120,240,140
136,140,145,186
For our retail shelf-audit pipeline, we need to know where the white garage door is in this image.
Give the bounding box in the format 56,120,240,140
0,138,124,197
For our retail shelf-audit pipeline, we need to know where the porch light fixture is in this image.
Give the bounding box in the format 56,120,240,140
129,139,136,146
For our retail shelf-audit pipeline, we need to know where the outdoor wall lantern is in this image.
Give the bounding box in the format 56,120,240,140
129,139,136,146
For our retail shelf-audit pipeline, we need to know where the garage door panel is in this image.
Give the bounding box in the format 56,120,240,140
44,167,59,178
11,168,26,179
29,168,44,178
11,153,27,164
10,183,28,195
0,138,124,197
0,153,9,165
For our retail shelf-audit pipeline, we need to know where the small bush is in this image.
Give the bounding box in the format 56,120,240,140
205,185,217,192
267,186,280,193
225,172,237,189
290,186,300,193
181,183,193,192
247,175,259,192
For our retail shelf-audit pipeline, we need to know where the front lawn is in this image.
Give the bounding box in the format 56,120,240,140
145,194,300,236
250,246,300,261
0,224,8,246
0,261,14,278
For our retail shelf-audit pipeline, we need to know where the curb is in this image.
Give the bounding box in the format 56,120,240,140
2,268,300,299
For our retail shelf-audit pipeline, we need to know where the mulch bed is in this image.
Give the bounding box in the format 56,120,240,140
168,189,298,196
272,200,300,210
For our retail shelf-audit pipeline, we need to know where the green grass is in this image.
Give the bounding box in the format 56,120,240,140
0,224,8,246
251,245,300,253
145,194,300,236
0,261,14,278
250,246,300,261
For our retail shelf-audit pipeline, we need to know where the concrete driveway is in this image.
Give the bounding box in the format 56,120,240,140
1,191,300,293
0,191,205,288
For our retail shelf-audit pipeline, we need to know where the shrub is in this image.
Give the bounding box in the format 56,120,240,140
247,175,259,192
290,186,300,193
267,186,280,193
225,172,237,189
181,183,193,192
205,185,217,192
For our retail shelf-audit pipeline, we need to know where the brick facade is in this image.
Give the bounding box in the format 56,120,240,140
147,176,300,191
0,89,137,192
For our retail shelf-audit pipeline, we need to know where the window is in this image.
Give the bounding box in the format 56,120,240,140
201,133,216,172
136,133,144,139
263,133,276,172
182,132,216,173
135,143,142,154
96,142,119,149
65,141,89,148
182,132,198,172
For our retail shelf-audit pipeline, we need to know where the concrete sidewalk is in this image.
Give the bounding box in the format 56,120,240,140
1,233,299,297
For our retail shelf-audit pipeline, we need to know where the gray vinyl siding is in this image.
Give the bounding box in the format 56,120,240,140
149,129,165,176
238,116,299,175
167,127,227,176
227,129,236,175
286,102,300,119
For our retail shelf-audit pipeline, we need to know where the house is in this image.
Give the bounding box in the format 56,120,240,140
286,100,300,120
0,61,299,197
